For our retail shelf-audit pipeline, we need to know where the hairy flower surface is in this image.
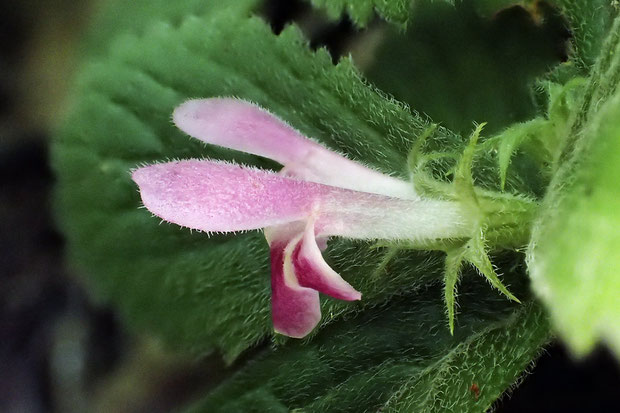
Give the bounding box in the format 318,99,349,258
132,98,472,337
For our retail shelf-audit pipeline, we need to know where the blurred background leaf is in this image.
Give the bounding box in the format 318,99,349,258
527,15,620,359
361,0,570,136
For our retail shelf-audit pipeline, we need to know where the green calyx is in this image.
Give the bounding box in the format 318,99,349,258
405,123,535,333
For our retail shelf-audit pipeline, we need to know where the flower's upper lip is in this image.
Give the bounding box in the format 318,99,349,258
173,98,418,200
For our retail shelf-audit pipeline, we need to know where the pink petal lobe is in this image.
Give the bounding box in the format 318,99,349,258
293,219,361,301
132,160,322,232
173,98,416,199
270,238,321,338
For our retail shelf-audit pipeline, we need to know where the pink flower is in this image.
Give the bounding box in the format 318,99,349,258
132,98,471,338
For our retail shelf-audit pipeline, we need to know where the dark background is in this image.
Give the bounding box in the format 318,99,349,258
1,1,619,412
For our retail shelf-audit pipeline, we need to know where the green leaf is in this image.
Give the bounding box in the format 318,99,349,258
528,16,620,358
52,3,464,360
565,16,620,151
468,0,529,16
365,0,565,137
308,0,414,27
184,278,548,413
527,80,620,359
305,0,535,28
82,0,260,58
550,0,617,69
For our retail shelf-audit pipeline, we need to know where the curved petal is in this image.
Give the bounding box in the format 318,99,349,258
270,236,321,338
132,160,472,239
173,98,417,199
293,218,361,301
133,160,316,232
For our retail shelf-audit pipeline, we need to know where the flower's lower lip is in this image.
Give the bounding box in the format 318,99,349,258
133,159,472,240
292,217,361,301
270,237,321,338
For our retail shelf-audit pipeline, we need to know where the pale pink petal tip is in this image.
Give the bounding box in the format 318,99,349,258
172,98,305,165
